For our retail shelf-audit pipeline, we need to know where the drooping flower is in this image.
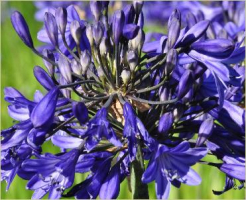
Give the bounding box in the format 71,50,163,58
22,149,80,199
142,141,208,199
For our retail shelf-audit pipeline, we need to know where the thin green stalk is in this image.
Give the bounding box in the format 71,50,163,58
127,95,178,105
135,77,167,94
130,141,149,199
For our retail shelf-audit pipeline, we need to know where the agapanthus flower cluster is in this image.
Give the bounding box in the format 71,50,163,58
1,1,245,199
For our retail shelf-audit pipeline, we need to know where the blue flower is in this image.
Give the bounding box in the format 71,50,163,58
1,143,34,191
213,155,245,195
142,141,208,199
83,107,122,151
123,102,156,161
22,149,80,199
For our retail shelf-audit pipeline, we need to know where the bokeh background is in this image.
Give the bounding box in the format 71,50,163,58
1,1,245,199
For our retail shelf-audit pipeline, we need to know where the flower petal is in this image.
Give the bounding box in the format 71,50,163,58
178,168,201,185
155,170,171,200
51,135,83,149
30,87,59,128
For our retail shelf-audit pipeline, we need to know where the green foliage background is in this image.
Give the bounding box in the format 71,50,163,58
1,1,245,199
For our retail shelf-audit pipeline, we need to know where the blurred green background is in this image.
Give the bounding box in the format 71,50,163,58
1,1,245,199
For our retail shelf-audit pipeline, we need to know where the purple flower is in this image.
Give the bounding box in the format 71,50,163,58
123,103,155,161
74,152,113,199
142,141,208,199
176,20,210,47
83,108,122,151
22,149,80,199
99,164,121,199
220,156,245,181
1,143,34,191
190,39,235,60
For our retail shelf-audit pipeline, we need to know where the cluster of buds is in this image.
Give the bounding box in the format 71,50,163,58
1,1,245,199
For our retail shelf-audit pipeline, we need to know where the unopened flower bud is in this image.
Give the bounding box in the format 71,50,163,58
158,112,174,135
90,1,102,21
137,12,144,29
112,10,125,45
167,14,180,49
97,66,105,78
127,50,138,72
177,70,194,99
133,1,144,15
121,70,131,85
44,12,59,47
159,86,170,101
168,9,181,29
42,49,55,75
186,12,197,29
99,36,110,56
165,49,177,76
101,15,109,31
93,22,104,46
31,87,59,128
33,66,55,91
71,59,82,75
129,28,145,51
11,11,34,48
70,20,82,45
80,50,91,74
86,24,94,46
173,104,185,122
59,76,71,99
227,2,236,21
55,7,67,36
123,4,135,24
58,55,72,83
196,118,214,147
183,88,194,103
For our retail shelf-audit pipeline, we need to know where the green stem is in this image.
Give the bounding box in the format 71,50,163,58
115,45,119,87
58,80,101,89
135,77,167,94
127,95,178,105
127,55,167,94
130,142,149,199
